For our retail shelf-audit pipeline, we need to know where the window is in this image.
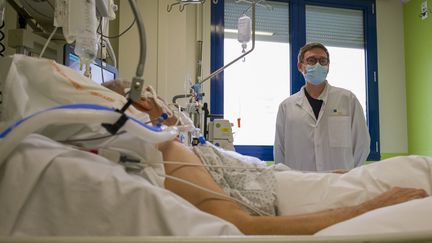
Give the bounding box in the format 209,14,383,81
211,0,379,161
306,5,366,116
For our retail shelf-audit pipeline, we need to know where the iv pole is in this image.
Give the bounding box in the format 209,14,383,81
198,1,257,85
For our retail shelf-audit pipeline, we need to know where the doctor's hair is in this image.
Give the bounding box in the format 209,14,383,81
297,42,330,64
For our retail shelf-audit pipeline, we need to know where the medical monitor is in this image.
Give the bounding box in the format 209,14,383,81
63,44,118,84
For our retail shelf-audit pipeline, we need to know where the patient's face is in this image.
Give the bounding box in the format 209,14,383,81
133,98,178,126
103,80,178,126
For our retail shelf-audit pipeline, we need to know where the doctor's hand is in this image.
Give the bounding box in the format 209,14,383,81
359,187,429,212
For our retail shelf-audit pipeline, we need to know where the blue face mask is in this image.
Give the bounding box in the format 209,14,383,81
303,63,329,85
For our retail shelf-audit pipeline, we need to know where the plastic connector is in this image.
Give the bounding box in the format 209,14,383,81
129,77,144,102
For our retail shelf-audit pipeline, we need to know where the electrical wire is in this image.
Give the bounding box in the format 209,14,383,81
0,20,5,57
162,160,268,172
98,17,105,83
163,174,273,216
39,26,58,58
57,131,126,144
97,18,136,39
120,157,274,216
103,38,117,67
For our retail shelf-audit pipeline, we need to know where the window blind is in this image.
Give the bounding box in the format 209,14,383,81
224,0,289,43
306,5,364,49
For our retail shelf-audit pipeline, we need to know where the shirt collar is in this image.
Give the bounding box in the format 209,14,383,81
296,82,330,105
317,82,330,103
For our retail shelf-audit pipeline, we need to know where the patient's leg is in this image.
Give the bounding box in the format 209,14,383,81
158,141,428,235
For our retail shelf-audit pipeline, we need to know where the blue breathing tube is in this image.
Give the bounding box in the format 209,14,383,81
0,104,164,139
0,104,179,164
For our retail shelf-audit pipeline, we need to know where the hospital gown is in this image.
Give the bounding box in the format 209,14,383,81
194,144,285,216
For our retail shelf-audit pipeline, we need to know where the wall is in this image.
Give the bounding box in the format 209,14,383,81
376,0,409,158
0,0,418,157
117,0,211,107
3,1,18,56
116,1,410,158
404,0,432,155
0,0,412,158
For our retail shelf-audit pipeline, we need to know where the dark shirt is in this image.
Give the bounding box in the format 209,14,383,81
304,88,323,120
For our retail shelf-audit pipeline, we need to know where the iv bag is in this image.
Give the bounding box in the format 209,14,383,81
74,0,98,66
237,15,251,51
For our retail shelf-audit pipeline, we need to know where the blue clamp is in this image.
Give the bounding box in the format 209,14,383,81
191,83,203,102
198,136,206,145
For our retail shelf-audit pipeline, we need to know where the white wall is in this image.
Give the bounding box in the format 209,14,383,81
376,0,408,154
3,2,18,56
117,0,211,107
117,0,408,155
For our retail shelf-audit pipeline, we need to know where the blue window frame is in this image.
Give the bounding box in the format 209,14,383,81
210,0,380,161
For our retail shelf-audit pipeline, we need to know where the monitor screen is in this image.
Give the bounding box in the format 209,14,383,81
63,44,118,84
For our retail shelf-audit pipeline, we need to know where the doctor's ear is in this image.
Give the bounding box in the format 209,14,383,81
297,62,305,73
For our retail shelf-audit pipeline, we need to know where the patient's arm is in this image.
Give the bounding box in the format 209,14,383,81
159,140,428,235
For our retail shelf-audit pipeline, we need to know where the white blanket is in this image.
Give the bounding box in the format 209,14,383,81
275,156,432,235
0,134,242,236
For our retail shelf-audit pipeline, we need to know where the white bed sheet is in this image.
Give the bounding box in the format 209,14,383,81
0,134,241,236
275,155,432,235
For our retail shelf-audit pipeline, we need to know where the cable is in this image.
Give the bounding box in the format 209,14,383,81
163,174,272,216
57,131,126,144
118,157,273,216
97,18,136,39
39,26,58,58
162,160,267,172
0,20,5,57
98,17,105,83
96,16,117,68
103,38,117,67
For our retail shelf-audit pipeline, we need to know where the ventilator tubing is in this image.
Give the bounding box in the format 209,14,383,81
0,104,179,165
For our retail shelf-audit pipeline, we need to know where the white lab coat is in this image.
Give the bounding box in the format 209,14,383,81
274,83,370,171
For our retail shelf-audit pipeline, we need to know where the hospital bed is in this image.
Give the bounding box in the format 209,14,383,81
1,231,432,243
1,55,432,242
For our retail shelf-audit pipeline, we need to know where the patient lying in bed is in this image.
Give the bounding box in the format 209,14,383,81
0,55,431,236
101,80,431,235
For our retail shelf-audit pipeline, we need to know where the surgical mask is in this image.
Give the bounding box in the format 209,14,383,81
303,63,328,85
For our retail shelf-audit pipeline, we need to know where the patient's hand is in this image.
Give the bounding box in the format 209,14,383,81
360,187,429,212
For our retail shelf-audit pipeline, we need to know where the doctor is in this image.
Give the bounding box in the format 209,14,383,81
274,42,370,171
